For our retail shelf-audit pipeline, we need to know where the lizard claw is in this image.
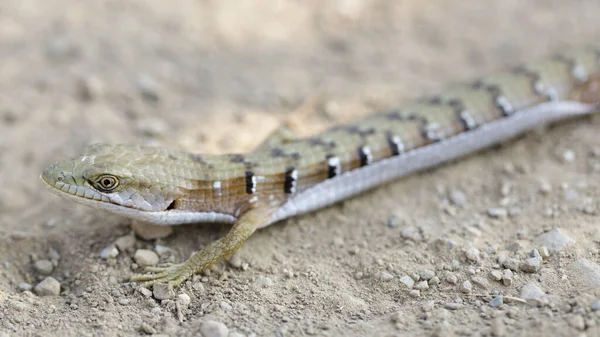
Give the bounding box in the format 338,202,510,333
130,263,193,288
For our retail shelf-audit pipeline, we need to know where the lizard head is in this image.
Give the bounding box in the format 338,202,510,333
41,143,186,214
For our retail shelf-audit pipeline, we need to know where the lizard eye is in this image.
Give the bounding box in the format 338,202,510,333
95,175,119,191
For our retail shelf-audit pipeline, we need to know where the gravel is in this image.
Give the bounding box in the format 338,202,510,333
99,245,119,259
400,275,415,288
152,283,175,300
465,247,480,262
489,296,503,307
520,283,545,306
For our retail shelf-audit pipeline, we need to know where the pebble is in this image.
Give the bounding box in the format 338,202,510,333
569,259,600,288
444,302,463,310
489,295,503,307
520,256,542,273
502,269,514,286
539,246,550,259
134,249,159,267
465,247,480,262
414,281,429,291
448,189,467,206
520,283,545,306
459,281,472,293
152,283,175,300
408,290,420,298
471,276,489,289
389,311,403,323
539,179,553,195
100,246,119,259
399,275,415,288
178,293,191,307
131,220,173,240
219,301,232,311
199,320,229,337
566,315,586,331
591,300,600,312
18,282,32,292
533,228,575,253
136,75,161,102
115,235,136,251
380,272,394,282
34,277,61,296
33,259,54,275
422,300,435,312
502,258,520,272
445,274,458,285
137,287,153,297
77,75,104,101
487,208,508,219
400,226,423,242
562,149,575,163
428,276,440,286
489,270,503,281
255,275,273,288
419,269,436,280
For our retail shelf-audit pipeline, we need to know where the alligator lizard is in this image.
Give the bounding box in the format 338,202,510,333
41,46,600,287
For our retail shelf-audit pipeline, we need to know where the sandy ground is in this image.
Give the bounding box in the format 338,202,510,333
1,0,600,336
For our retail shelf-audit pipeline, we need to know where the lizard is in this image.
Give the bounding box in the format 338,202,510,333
41,45,600,288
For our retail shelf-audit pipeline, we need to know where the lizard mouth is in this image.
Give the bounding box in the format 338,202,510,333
40,173,113,204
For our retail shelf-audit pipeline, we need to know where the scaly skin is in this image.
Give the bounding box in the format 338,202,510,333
41,45,600,287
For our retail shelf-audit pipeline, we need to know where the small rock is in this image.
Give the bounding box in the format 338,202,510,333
18,282,32,292
465,247,480,262
178,293,191,307
34,277,60,296
533,229,575,253
460,281,472,293
421,300,435,312
152,283,175,300
539,179,552,195
77,75,104,101
131,220,173,240
471,276,489,289
414,281,429,291
428,276,440,286
408,289,420,298
489,296,503,307
539,246,550,259
566,315,585,331
591,300,600,312
446,274,458,285
380,272,394,282
401,226,422,242
137,287,153,297
219,301,232,311
136,75,161,102
502,269,514,286
487,208,508,218
419,269,436,280
562,150,575,163
100,246,119,259
399,275,415,288
389,311,403,323
115,235,136,251
521,256,542,273
199,320,229,337
568,259,600,288
489,270,503,281
255,275,273,288
134,249,159,267
520,283,545,306
33,260,54,275
448,189,467,206
445,302,463,310
502,258,520,271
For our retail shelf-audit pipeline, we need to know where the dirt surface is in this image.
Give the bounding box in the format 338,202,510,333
1,1,600,336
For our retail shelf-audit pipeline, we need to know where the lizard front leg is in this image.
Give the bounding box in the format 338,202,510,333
130,206,275,288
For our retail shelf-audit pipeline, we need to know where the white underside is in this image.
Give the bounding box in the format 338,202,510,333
43,101,597,226
266,101,597,227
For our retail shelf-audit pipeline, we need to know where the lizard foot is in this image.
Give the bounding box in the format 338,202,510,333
130,263,194,288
